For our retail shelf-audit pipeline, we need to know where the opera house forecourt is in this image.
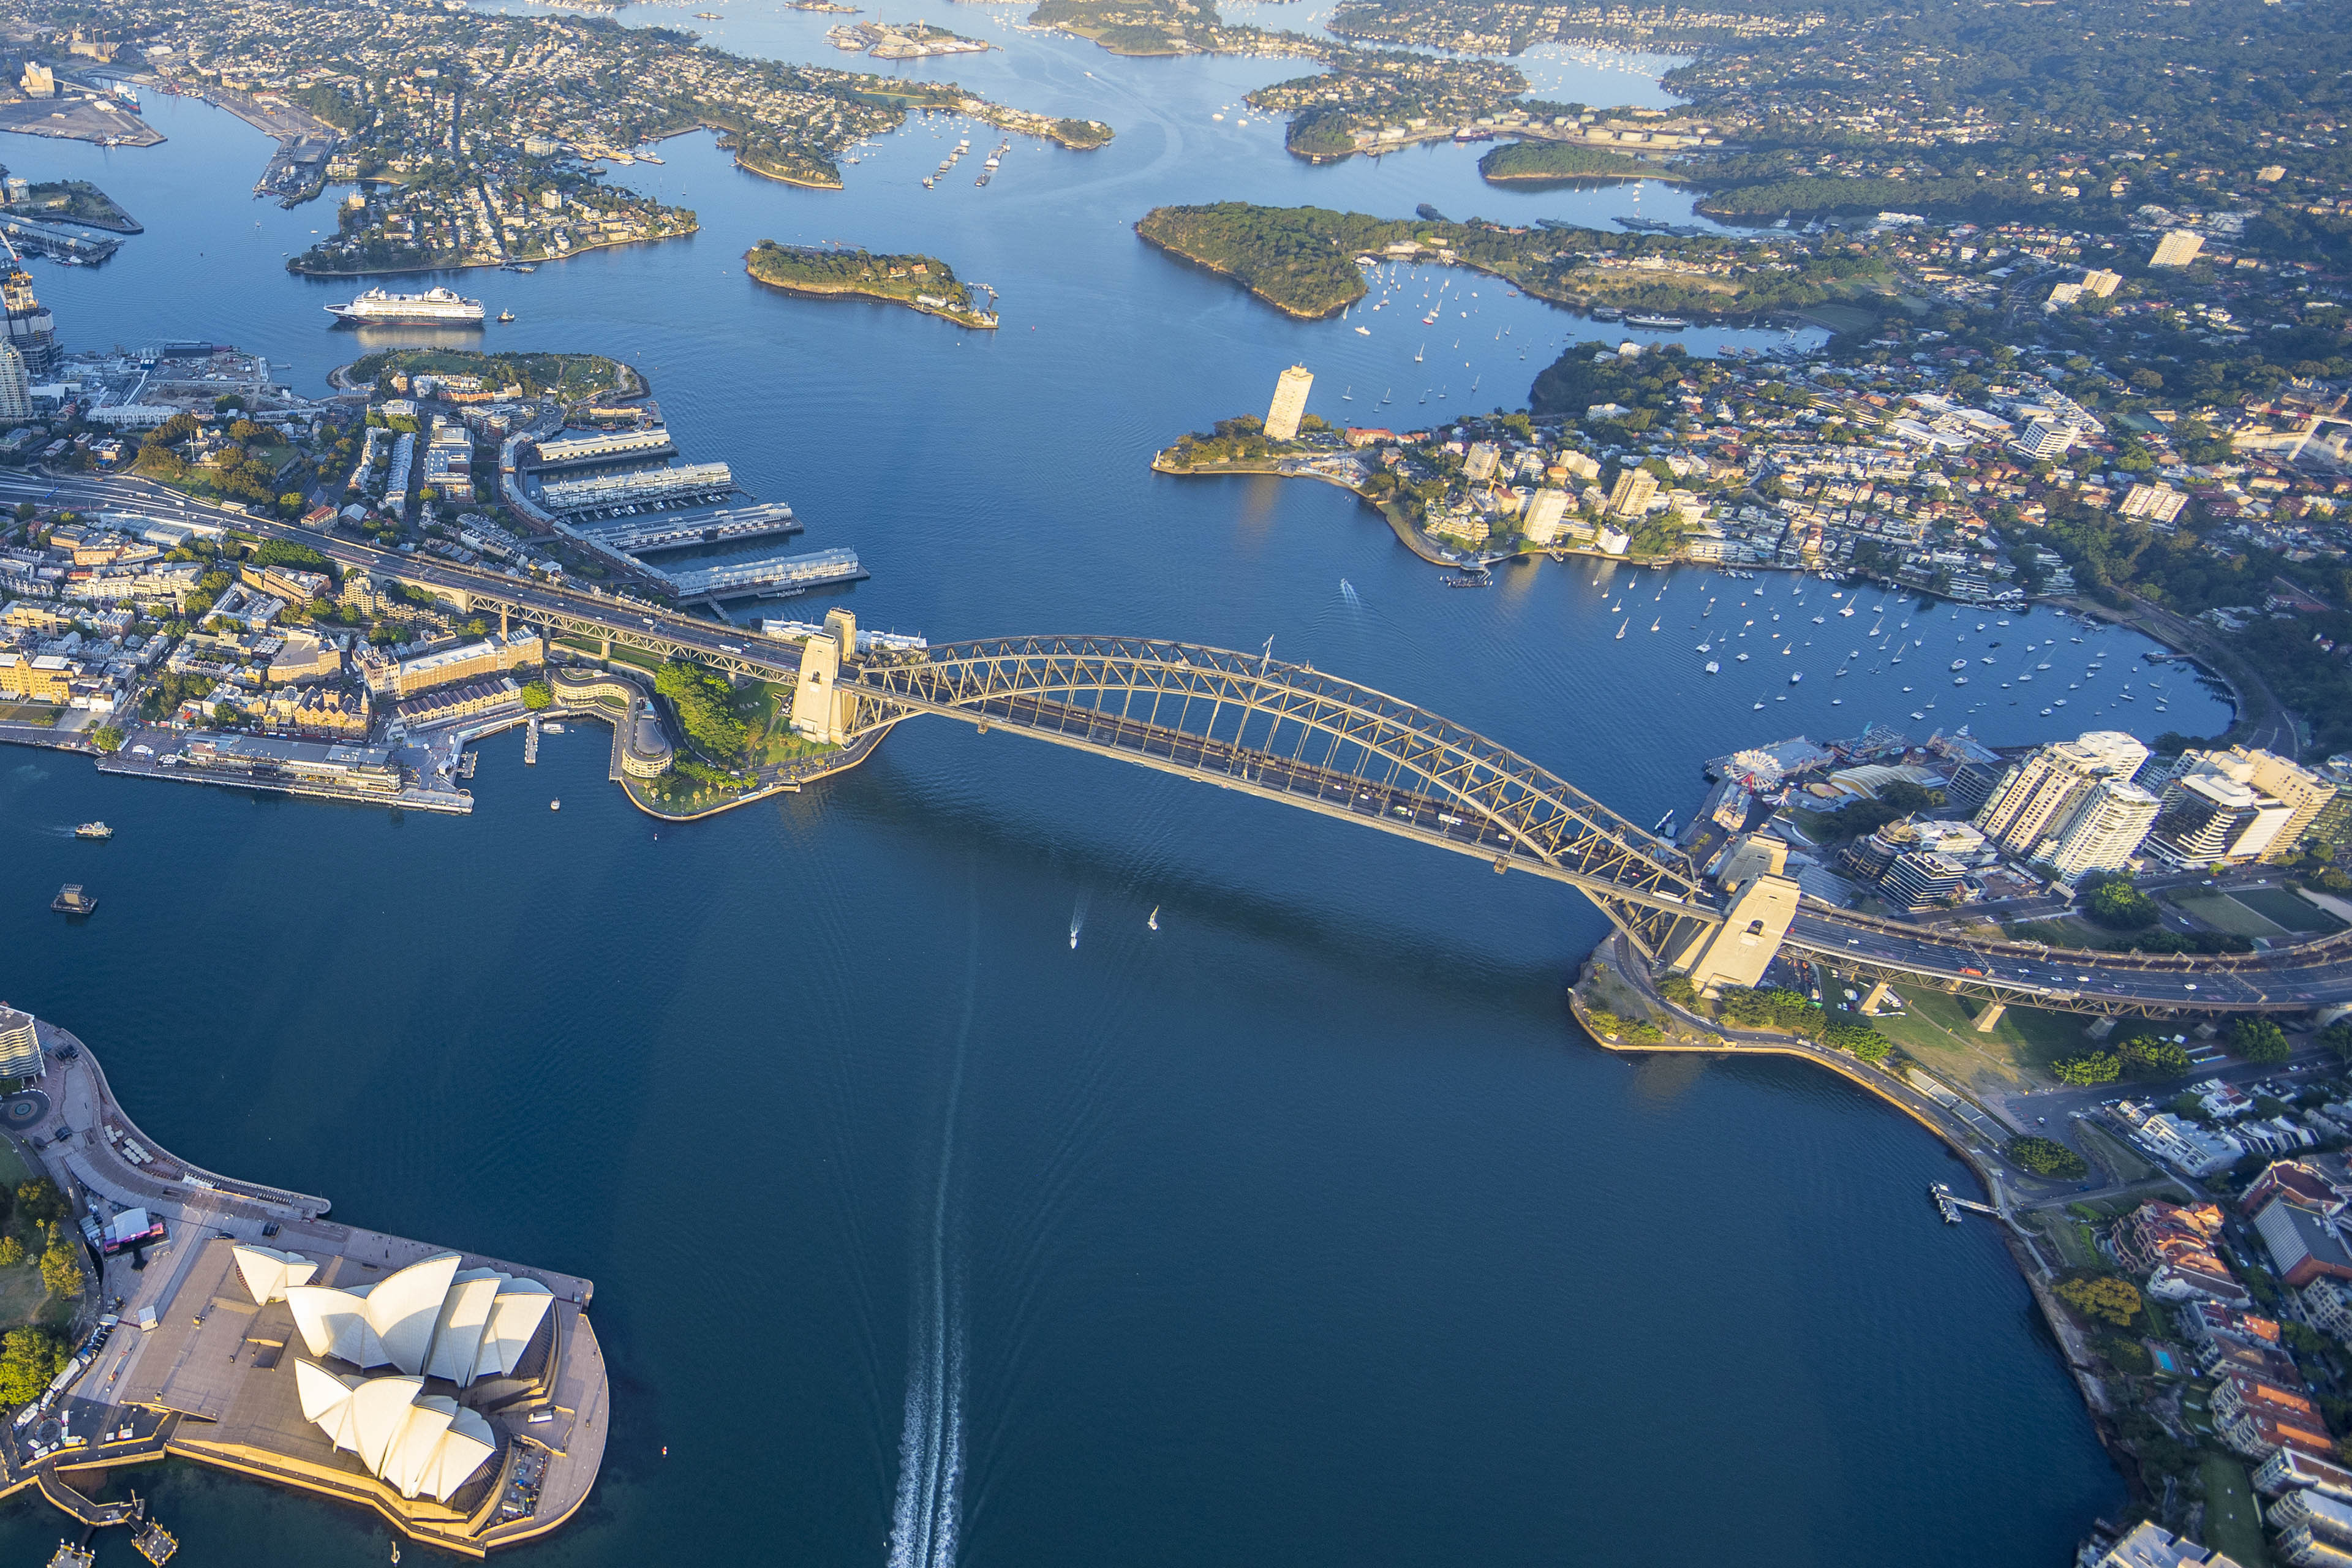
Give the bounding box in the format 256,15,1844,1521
0,1008,609,1556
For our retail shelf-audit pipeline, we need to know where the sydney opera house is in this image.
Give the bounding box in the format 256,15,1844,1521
97,1227,608,1556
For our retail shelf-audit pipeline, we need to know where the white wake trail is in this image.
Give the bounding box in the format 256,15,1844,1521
888,901,978,1568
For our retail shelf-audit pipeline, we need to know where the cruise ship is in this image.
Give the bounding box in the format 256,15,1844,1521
323,286,486,326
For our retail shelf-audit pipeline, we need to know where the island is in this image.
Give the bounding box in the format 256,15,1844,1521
0,178,141,233
1135,201,1877,322
746,241,1000,329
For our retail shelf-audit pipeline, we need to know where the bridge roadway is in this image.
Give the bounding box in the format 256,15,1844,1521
17,469,2352,1018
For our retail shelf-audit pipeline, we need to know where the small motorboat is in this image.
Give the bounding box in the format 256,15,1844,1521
75,821,112,840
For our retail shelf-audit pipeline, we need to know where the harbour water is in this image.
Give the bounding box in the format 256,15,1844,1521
0,14,2235,1564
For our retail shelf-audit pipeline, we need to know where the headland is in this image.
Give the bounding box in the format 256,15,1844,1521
0,1010,608,1557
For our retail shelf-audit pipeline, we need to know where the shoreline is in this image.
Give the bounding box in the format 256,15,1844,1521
744,266,998,329
0,1017,608,1556
1569,935,2141,1506
289,225,697,279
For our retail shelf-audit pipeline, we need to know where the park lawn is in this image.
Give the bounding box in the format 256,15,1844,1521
2002,915,2113,949
2199,1452,2272,1567
2166,890,2291,940
741,679,834,767
0,701,60,726
2233,886,2343,934
1864,987,2092,1091
2075,1120,2163,1186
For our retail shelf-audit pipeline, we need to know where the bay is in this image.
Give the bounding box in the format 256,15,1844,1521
0,17,2214,1564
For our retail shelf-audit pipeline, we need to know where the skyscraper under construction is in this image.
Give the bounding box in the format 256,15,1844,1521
2,241,59,377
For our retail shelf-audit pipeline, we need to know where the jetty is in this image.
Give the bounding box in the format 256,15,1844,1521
1929,1182,2004,1225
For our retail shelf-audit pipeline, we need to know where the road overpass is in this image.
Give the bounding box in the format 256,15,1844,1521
14,470,2352,1020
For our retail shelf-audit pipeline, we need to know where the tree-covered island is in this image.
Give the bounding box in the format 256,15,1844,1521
745,241,1000,328
1134,202,1885,321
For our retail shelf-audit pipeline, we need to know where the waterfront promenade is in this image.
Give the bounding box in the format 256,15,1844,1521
0,1019,609,1556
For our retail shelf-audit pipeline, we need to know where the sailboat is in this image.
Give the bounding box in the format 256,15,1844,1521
1414,344,1425,363
1342,385,1353,401
1615,620,1627,639
1649,617,1660,631
1148,907,1159,931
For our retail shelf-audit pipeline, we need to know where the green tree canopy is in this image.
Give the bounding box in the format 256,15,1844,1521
2056,1274,2143,1330
2008,1135,2089,1179
0,1327,63,1406
2233,1017,2292,1064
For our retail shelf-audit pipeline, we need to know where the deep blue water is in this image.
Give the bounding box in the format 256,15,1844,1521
0,17,2223,1565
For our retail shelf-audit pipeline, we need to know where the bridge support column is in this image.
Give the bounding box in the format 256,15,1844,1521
600,634,612,663
499,603,510,639
1860,980,1896,1016
1678,873,1801,997
1972,1001,2007,1033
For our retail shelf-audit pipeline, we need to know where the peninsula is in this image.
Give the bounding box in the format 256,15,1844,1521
0,178,141,233
0,1006,609,1558
745,241,1000,329
68,0,1104,270
1476,140,1675,186
1134,201,1875,321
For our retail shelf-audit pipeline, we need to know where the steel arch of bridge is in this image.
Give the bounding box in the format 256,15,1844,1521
840,635,1720,960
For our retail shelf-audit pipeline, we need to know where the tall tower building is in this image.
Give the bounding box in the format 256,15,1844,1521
2039,778,2162,881
1973,731,2148,859
0,342,32,423
1,249,59,377
1264,364,1313,442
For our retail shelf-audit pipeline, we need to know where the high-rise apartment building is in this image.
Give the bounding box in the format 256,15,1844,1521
1973,731,2149,859
2153,747,2333,863
2143,774,2277,867
1519,488,1570,545
2150,230,2205,268
1,258,58,376
1606,467,1658,518
0,1002,39,1079
2039,778,2163,880
1264,364,1313,442
0,342,32,423
1463,441,1500,483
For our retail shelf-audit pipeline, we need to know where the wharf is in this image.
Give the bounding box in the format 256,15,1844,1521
1,1019,607,1557
94,749,473,815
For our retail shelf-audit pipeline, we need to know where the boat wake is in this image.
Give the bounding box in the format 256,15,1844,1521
889,913,976,1568
1338,577,1361,611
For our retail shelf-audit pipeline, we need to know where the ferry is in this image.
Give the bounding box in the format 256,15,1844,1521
1625,313,1689,329
325,286,485,326
75,821,112,840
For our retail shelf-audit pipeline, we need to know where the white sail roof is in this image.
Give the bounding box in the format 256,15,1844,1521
475,1278,554,1381
284,1254,554,1389
425,1271,502,1384
232,1245,317,1305
295,1366,502,1502
283,1253,464,1374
